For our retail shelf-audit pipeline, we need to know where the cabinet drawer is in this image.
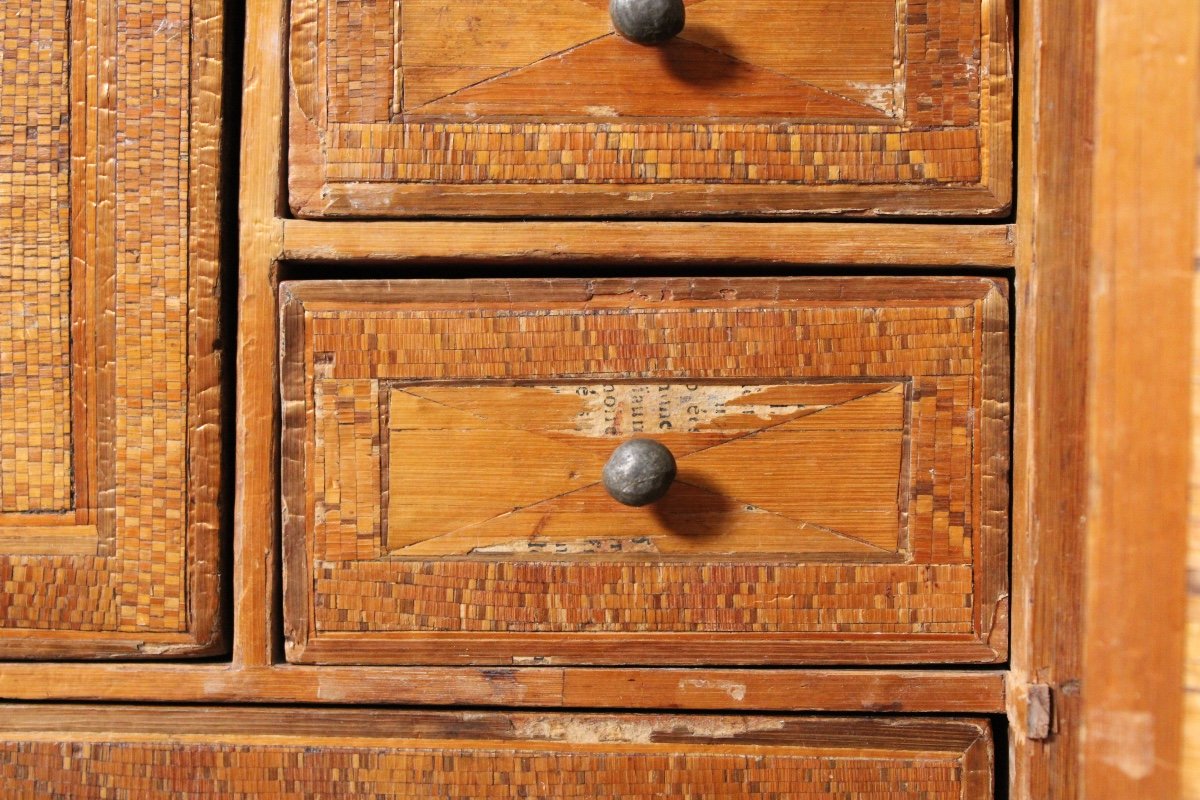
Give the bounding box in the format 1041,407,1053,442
0,706,995,799
288,0,1012,217
280,277,1009,665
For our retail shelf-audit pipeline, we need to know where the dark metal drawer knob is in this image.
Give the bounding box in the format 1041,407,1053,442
603,438,677,506
610,0,685,45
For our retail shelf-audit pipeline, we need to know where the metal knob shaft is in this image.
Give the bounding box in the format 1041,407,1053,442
609,0,685,45
602,439,677,507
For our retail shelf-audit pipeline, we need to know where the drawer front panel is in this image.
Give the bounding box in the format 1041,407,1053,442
0,0,224,656
281,278,1009,665
381,381,908,559
288,0,1012,217
0,707,994,799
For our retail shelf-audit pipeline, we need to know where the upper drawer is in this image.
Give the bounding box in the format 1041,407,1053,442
288,0,1013,218
280,277,1010,665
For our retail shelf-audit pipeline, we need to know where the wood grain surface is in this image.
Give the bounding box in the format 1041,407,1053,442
1186,47,1200,792
234,0,289,669
1008,0,1199,796
0,0,224,656
1005,0,1095,793
0,706,995,799
280,277,1009,665
288,0,1012,217
215,0,1193,796
280,219,1017,266
0,663,1005,712
1079,0,1195,794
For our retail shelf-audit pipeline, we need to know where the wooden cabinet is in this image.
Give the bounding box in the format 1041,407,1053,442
0,0,1195,797
0,0,223,657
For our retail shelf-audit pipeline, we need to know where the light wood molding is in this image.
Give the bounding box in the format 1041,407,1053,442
234,0,289,669
281,220,1017,267
0,664,1004,711
1010,0,1199,796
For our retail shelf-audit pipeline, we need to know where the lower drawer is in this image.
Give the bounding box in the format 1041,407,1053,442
280,277,1010,666
0,706,994,798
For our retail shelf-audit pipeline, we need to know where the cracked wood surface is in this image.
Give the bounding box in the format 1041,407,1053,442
287,0,1012,216
280,276,1010,666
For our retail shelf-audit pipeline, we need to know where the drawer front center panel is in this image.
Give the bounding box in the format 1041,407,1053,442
382,381,907,559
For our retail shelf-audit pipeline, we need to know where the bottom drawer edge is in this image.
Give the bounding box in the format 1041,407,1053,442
0,705,994,798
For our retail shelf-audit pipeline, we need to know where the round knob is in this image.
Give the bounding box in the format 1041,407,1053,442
603,438,677,506
610,0,685,45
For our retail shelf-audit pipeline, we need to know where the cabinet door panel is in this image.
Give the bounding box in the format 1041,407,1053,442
0,0,223,656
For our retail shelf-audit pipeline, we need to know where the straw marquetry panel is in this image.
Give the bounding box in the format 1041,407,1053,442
0,706,995,799
0,0,224,657
288,0,1012,216
0,0,72,513
281,277,1009,665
